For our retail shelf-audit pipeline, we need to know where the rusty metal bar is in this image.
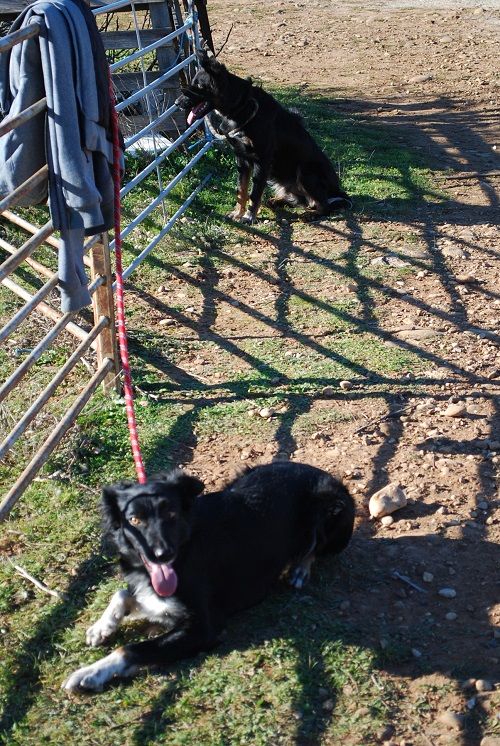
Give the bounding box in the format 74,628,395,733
0,311,77,404
0,316,109,460
0,357,114,522
0,275,94,344
0,220,53,281
0,97,47,138
0,235,54,278
0,22,41,54
0,274,59,345
2,211,61,252
0,166,48,214
0,275,106,403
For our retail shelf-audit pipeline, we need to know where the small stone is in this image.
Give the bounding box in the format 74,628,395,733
438,711,464,730
159,317,175,326
456,273,478,284
369,483,407,519
480,737,500,746
466,696,477,709
258,407,274,418
444,403,467,417
438,588,457,599
461,678,476,690
322,699,334,711
423,572,434,583
339,600,351,611
381,515,394,527
478,501,488,510
318,687,329,699
408,73,433,83
412,648,422,658
322,386,335,397
439,34,453,43
475,679,494,692
445,612,458,621
339,380,353,391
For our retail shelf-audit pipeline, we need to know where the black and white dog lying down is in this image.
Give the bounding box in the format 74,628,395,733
176,50,351,224
63,462,354,692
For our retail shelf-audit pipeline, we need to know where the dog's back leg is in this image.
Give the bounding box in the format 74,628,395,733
241,159,271,224
228,157,251,219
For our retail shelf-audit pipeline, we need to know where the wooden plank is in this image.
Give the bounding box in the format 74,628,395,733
0,0,165,16
101,28,171,50
89,235,119,393
113,71,178,91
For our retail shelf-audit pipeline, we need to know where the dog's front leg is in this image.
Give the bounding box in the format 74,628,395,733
241,161,269,224
86,589,137,647
63,622,218,692
228,157,251,219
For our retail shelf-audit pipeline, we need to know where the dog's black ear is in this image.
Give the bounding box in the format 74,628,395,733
196,47,224,74
168,470,204,510
101,484,123,529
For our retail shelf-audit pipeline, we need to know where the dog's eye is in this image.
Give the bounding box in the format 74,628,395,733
129,515,143,526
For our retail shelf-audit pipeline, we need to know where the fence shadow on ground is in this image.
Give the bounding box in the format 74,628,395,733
2,92,498,744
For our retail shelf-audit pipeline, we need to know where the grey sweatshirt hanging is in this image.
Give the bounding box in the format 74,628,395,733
0,0,119,312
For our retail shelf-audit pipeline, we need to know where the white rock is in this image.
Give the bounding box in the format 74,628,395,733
444,403,467,418
381,515,394,527
258,407,274,418
438,711,464,729
438,587,457,599
339,380,353,391
369,483,408,519
411,648,422,658
445,612,458,621
423,572,434,583
475,679,493,692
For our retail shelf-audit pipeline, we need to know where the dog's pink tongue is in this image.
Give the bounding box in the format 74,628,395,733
187,102,205,125
149,563,178,597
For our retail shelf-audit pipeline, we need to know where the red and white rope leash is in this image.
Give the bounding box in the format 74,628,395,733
108,73,147,484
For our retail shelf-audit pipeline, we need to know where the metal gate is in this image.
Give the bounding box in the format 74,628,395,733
0,0,213,520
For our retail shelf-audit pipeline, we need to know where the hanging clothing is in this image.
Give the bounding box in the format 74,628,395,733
0,0,123,312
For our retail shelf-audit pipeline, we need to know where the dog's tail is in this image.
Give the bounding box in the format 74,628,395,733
315,475,355,556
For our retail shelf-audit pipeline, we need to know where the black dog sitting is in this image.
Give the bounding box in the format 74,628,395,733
176,50,351,224
63,462,354,692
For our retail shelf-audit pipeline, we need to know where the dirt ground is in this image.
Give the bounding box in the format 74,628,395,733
178,1,500,742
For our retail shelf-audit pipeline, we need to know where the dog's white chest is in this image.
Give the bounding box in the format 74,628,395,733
133,581,184,624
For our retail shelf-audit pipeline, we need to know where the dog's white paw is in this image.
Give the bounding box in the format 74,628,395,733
86,621,114,647
62,663,106,692
240,211,256,225
227,208,243,220
62,650,130,693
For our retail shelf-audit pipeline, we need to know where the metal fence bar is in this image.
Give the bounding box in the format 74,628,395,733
0,165,48,214
92,0,136,15
0,357,114,522
0,22,41,54
2,211,61,252
121,173,211,280
122,117,205,197
0,274,59,345
0,98,47,139
115,53,195,112
0,236,55,279
124,103,179,149
0,221,54,282
109,21,192,72
0,275,94,344
114,141,211,245
0,316,109,460
0,312,78,404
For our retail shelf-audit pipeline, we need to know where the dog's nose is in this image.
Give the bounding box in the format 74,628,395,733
154,547,174,563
